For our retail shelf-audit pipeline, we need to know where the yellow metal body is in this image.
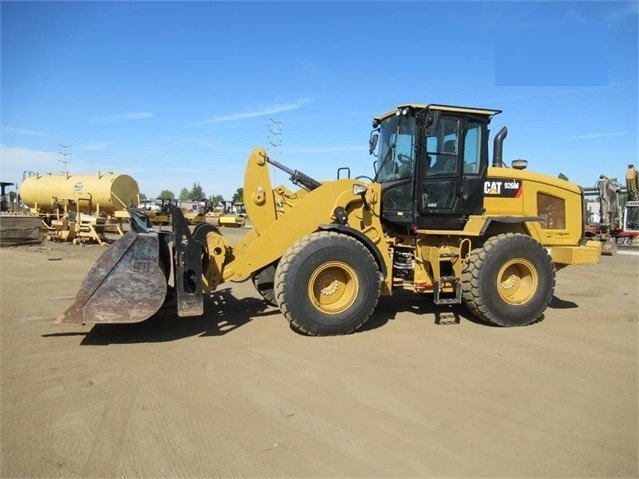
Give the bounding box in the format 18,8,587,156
20,172,139,215
217,203,246,227
183,212,206,225
44,204,109,246
408,166,599,293
55,141,601,329
55,104,601,331
201,148,392,293
374,104,502,123
146,212,171,226
217,214,245,227
200,148,599,298
483,166,582,244
308,260,359,314
483,166,601,266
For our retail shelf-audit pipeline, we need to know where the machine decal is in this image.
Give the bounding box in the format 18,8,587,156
484,179,522,198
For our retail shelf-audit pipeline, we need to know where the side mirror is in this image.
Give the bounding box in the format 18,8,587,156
369,132,379,156
423,111,440,135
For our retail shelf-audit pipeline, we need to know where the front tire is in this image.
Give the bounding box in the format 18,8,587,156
251,263,277,307
274,231,380,336
462,233,555,327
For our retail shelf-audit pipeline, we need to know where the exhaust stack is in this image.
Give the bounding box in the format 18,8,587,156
492,127,508,167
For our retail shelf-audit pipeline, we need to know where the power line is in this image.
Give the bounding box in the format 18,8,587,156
58,144,71,174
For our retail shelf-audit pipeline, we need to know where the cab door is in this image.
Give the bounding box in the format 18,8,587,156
415,116,487,230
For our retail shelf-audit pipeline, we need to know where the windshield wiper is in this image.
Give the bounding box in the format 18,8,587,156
375,143,396,179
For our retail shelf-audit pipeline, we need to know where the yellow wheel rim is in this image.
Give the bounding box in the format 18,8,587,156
496,258,538,305
308,261,358,314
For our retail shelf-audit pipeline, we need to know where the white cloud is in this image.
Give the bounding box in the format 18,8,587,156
494,85,608,105
157,135,214,148
90,112,153,123
78,142,111,151
0,146,62,182
565,131,628,140
1,126,54,138
283,145,366,155
194,98,315,125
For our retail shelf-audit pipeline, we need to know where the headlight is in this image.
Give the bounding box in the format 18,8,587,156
353,184,367,196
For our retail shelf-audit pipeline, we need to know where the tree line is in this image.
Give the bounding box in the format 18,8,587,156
139,182,243,206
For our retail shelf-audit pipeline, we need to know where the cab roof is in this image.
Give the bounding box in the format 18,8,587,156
374,103,502,123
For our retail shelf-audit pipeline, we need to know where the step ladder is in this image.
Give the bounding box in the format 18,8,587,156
433,275,462,305
432,251,462,305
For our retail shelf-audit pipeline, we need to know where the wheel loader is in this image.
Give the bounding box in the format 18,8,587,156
57,103,601,335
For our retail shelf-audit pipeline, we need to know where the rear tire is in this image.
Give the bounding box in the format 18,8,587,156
275,231,380,336
462,233,555,327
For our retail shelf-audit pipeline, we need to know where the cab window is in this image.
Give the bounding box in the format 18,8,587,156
463,122,482,174
375,115,417,183
424,118,459,176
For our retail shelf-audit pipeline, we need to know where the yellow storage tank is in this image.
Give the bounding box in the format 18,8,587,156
20,172,139,215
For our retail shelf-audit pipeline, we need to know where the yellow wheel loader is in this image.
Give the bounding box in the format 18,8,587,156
57,104,601,335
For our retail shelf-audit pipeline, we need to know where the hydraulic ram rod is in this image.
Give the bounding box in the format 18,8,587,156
267,157,322,191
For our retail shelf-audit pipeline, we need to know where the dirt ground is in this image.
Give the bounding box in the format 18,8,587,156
1,228,637,478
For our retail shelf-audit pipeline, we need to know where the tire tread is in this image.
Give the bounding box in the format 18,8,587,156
461,233,555,327
274,231,380,336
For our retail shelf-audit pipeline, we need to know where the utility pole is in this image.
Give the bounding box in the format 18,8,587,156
58,144,71,174
268,118,282,160
268,119,282,184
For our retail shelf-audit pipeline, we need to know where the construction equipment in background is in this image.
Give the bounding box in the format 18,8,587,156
217,201,247,227
0,181,43,246
624,201,639,234
20,171,139,246
205,204,224,225
583,165,639,254
58,103,601,334
179,200,210,225
0,182,15,212
626,164,638,201
138,199,212,226
138,198,177,226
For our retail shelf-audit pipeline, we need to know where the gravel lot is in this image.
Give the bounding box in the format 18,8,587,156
1,228,637,478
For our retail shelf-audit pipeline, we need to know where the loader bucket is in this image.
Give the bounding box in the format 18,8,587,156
55,230,168,324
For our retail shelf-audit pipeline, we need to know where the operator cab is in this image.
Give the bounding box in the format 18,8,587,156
370,104,501,231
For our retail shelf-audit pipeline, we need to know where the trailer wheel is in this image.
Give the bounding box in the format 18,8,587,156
275,231,380,336
462,233,555,327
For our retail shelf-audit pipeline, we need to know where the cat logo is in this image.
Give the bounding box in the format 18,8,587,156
484,179,522,198
485,182,501,195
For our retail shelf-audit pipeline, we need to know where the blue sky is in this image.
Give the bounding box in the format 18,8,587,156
1,1,637,201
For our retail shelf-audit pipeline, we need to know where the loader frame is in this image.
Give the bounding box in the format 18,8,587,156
57,103,602,334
